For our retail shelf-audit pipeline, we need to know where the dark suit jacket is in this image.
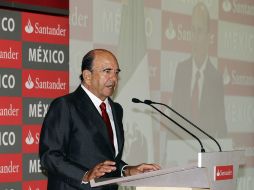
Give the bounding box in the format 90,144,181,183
39,85,126,190
171,57,227,138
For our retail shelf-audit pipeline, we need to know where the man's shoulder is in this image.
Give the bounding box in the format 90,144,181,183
50,86,82,106
109,98,123,111
178,56,192,66
205,59,223,79
175,56,192,73
114,102,123,111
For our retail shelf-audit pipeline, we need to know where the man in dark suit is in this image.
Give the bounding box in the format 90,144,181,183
172,57,227,138
171,2,227,138
39,49,160,190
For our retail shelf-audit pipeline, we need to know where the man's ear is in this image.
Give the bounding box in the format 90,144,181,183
83,70,92,85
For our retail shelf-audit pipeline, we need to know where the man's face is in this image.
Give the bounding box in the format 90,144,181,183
84,52,120,101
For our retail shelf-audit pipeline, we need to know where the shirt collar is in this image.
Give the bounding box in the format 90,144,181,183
192,56,208,74
81,84,109,109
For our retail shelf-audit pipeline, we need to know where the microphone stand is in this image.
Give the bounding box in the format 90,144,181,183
132,98,205,153
144,100,222,152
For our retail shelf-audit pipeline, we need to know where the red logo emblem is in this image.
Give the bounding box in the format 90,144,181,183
23,180,48,190
215,165,233,181
22,125,41,153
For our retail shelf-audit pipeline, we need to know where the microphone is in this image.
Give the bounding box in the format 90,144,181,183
144,99,222,152
132,98,206,153
132,98,142,103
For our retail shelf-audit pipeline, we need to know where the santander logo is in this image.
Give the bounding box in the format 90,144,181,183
165,19,176,40
25,75,34,89
25,130,34,145
223,0,232,13
215,165,234,181
23,126,41,153
22,13,68,45
24,18,66,37
22,70,68,98
25,19,34,34
24,74,66,90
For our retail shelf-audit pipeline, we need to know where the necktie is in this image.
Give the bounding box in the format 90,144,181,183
100,102,114,147
191,70,201,122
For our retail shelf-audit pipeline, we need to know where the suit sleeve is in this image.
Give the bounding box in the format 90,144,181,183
39,97,88,188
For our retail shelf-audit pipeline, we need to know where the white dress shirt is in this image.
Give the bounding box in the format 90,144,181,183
191,56,208,105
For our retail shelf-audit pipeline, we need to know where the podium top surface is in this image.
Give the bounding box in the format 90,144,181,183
90,163,198,187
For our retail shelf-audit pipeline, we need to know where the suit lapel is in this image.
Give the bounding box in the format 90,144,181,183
109,99,124,154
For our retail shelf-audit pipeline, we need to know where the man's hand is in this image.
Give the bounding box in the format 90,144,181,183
123,163,161,176
83,160,116,182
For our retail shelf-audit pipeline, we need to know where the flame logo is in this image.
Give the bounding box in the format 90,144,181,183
223,0,232,13
25,130,34,145
25,74,34,89
25,19,34,34
165,19,176,40
217,170,221,176
28,185,40,190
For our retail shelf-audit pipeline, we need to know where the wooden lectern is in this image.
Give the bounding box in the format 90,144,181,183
90,150,245,190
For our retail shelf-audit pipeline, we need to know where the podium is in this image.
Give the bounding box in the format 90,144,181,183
90,150,245,190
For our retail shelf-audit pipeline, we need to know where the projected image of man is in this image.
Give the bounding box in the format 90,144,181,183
171,2,227,138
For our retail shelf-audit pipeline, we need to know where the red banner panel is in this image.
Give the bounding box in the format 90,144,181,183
23,180,48,190
0,40,22,69
0,97,22,125
22,125,41,154
22,12,69,45
22,69,69,98
0,154,22,182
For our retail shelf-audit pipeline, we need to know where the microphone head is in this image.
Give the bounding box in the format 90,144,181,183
132,98,142,103
144,100,153,105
